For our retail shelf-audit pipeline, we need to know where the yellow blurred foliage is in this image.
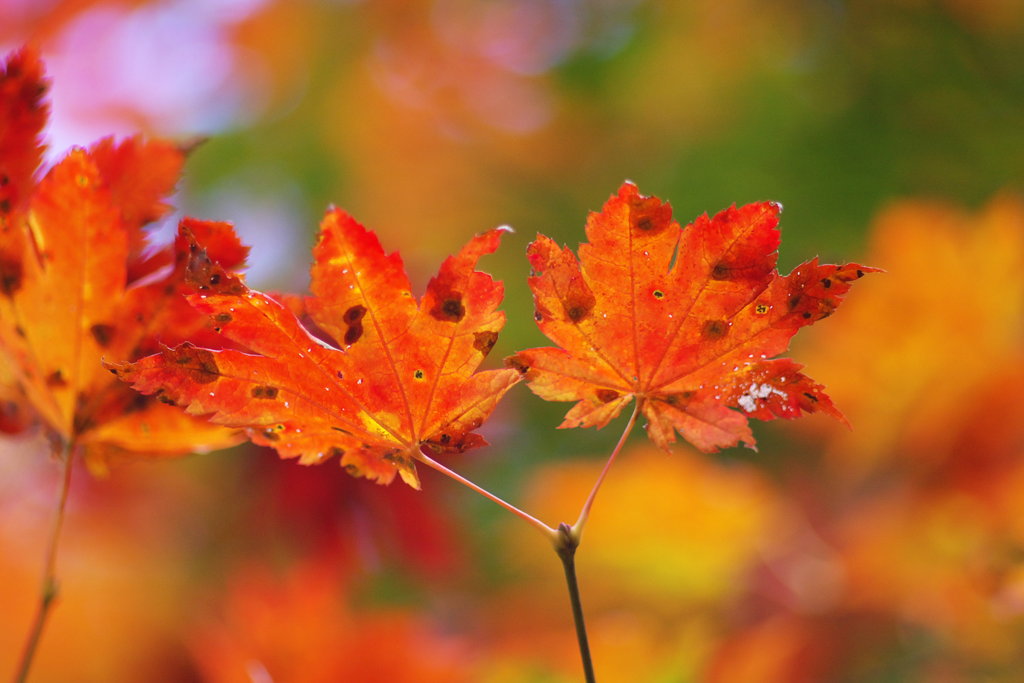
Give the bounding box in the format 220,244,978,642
799,192,1024,476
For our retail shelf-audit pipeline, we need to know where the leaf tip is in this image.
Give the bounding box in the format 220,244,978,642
398,465,422,490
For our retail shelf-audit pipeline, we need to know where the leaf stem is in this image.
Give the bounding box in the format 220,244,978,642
555,522,596,683
416,448,557,541
571,401,639,539
13,439,75,683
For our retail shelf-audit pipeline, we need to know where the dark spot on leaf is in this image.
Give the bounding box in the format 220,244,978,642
802,312,812,319
680,390,694,399
505,356,530,374
596,389,619,403
214,312,232,323
0,174,8,186
803,392,819,402
565,303,591,323
431,296,466,323
343,463,360,476
251,385,279,399
439,433,451,445
711,263,731,280
46,369,66,388
653,290,664,299
0,256,23,296
702,319,728,339
156,392,177,406
262,428,280,442
788,294,802,310
628,192,669,236
165,343,219,384
755,303,769,315
821,277,832,289
336,371,344,379
0,199,10,214
444,298,464,319
343,305,367,345
344,324,363,345
561,285,596,323
343,305,366,324
534,310,543,321
414,369,425,380
186,246,246,295
90,323,114,348
331,426,351,435
473,331,498,356
856,269,864,278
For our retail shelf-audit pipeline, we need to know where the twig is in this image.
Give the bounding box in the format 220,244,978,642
555,522,596,683
417,448,557,541
571,401,639,538
12,439,75,683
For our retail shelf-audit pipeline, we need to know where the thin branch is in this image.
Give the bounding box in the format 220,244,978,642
417,448,557,541
555,523,596,683
571,401,640,539
12,439,75,683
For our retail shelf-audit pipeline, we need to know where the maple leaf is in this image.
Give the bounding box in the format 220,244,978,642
506,182,876,452
109,210,521,488
0,47,244,462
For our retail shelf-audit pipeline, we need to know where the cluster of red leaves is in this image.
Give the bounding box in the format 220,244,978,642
110,182,872,484
0,48,243,466
3,44,872,483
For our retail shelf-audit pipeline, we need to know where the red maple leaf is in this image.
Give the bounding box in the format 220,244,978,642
507,182,877,452
0,47,245,462
110,211,521,488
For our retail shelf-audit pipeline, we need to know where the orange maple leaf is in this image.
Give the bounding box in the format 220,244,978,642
507,182,877,452
110,211,521,488
0,47,244,461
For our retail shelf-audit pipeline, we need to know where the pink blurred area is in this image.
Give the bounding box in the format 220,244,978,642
1,0,271,149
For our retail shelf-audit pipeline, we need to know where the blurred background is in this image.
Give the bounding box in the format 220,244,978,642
1,0,1023,680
